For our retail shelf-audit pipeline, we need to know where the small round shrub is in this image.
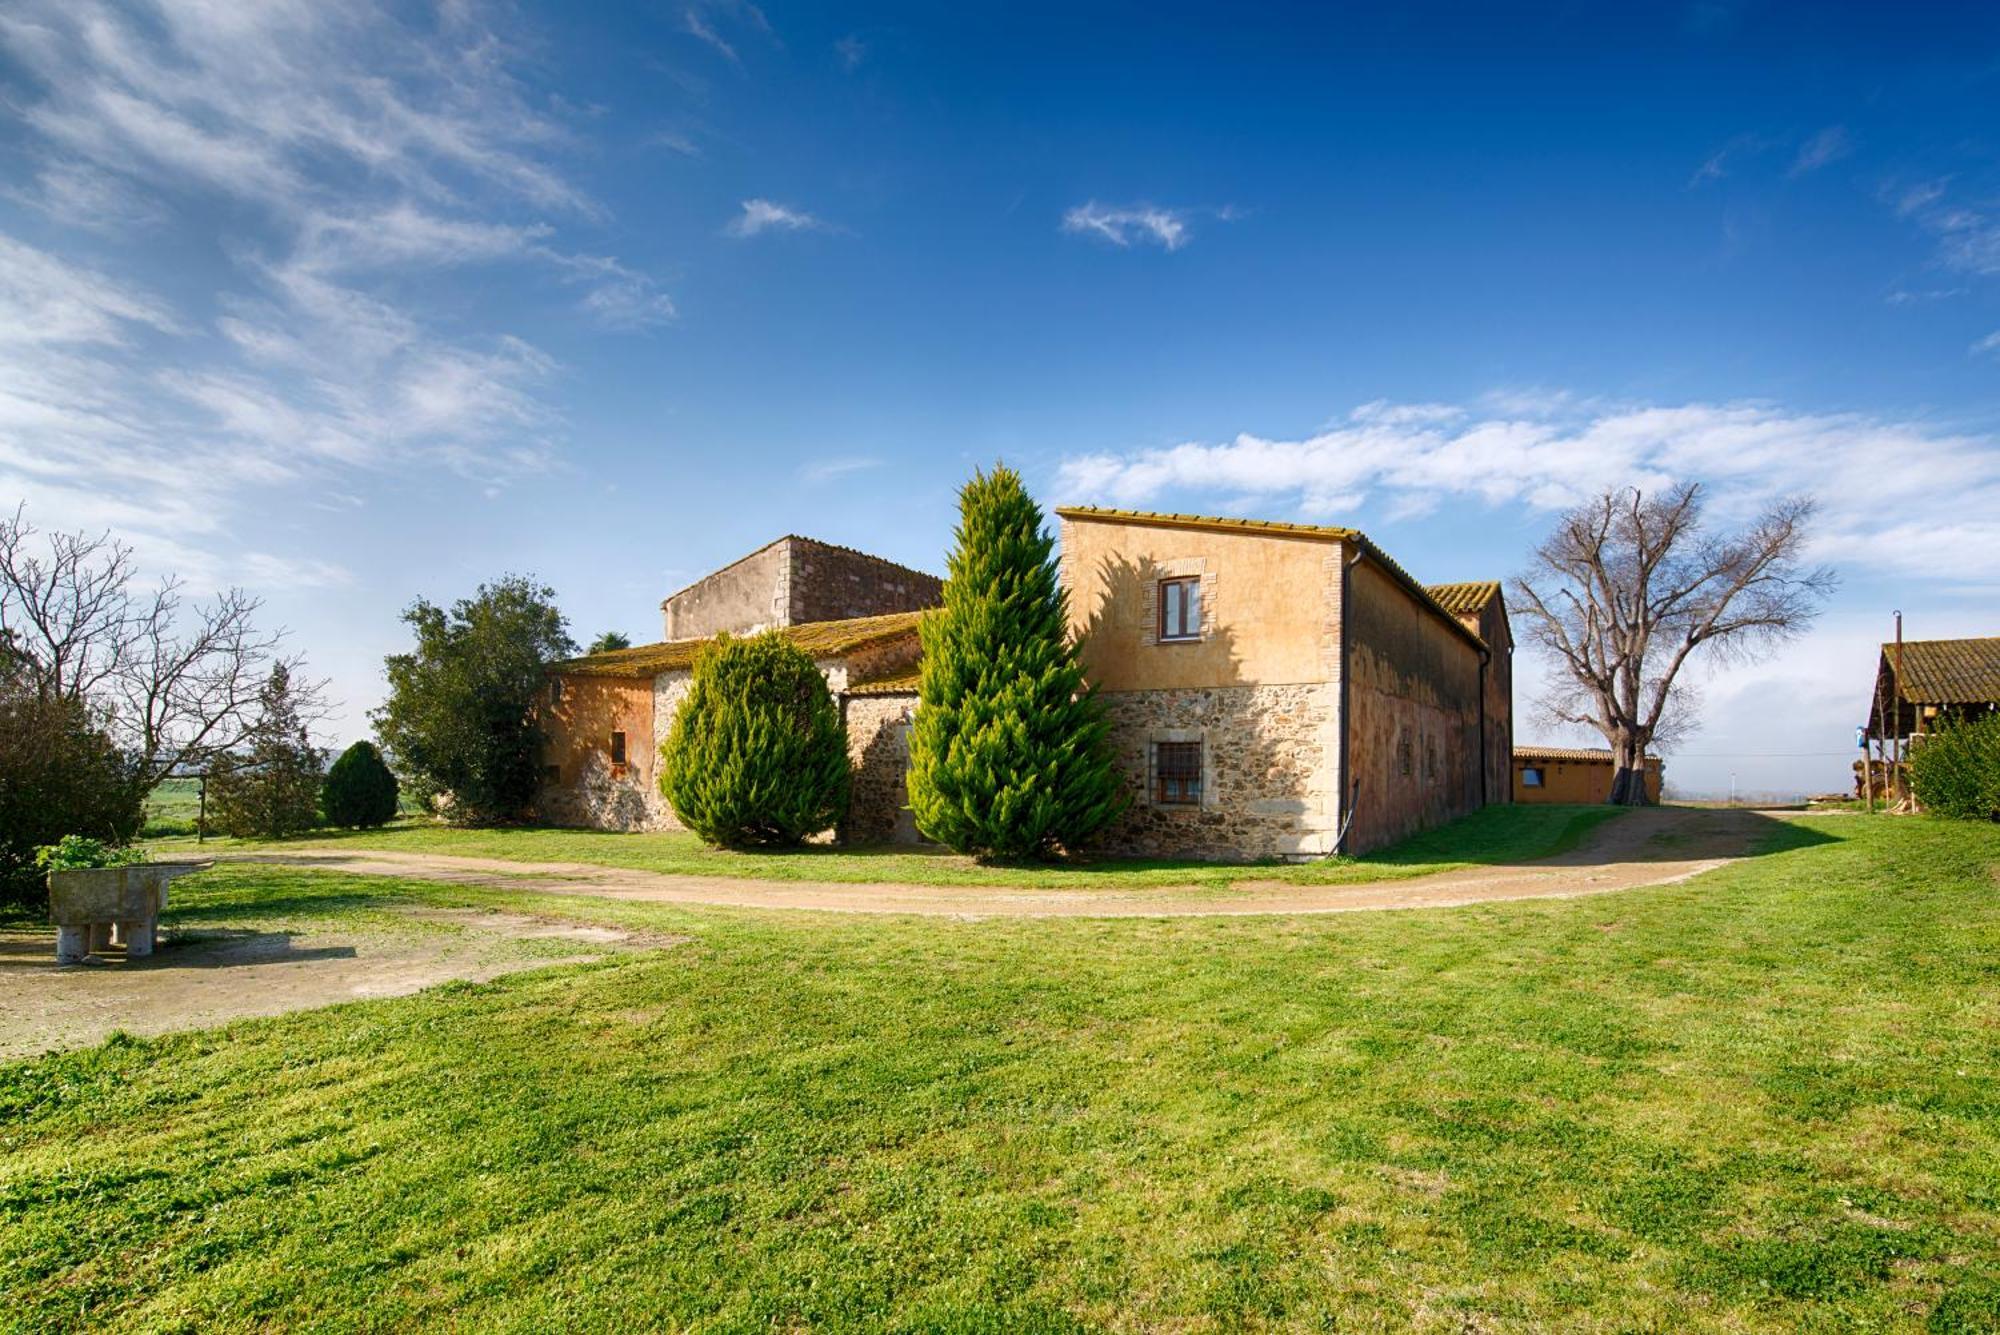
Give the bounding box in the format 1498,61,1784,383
322,740,401,828
659,633,850,847
1908,712,2000,821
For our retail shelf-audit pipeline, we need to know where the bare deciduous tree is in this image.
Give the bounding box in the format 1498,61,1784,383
0,504,327,791
1511,482,1836,805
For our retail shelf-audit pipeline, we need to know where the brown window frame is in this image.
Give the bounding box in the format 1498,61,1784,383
1157,576,1202,643
1521,767,1544,788
610,730,627,766
1153,740,1202,805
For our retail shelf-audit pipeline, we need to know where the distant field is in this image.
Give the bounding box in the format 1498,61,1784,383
142,777,204,836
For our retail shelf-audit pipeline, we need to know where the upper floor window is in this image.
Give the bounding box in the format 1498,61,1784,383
1521,767,1544,788
1157,577,1202,642
548,678,565,705
610,731,627,766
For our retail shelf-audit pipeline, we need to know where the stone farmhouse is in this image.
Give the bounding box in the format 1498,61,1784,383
536,510,1513,859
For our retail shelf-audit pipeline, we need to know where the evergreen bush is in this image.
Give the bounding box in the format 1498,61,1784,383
1909,713,2000,820
907,464,1124,859
322,740,400,828
659,633,850,846
208,664,325,839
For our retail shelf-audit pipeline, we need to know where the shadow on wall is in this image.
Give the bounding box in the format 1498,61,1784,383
1076,551,1248,691
1077,552,1350,857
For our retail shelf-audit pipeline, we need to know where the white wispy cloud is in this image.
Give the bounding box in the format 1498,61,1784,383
1887,178,2000,276
835,35,867,72
1056,396,2000,585
798,456,883,485
1973,331,2000,358
1788,125,1850,177
727,199,829,238
683,0,772,66
1061,202,1200,250
0,0,677,591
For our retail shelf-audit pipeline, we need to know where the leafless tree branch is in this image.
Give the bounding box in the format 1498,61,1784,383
1509,482,1836,804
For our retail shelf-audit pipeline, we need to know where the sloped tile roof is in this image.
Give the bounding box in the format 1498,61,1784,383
1425,580,1503,616
555,609,927,679
846,667,922,696
1885,636,2000,704
1055,505,1487,651
1513,745,1639,764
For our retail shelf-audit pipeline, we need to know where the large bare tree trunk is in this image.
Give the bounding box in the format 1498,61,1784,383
1607,729,1651,805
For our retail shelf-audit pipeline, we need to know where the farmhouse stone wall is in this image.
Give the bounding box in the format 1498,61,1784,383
1094,683,1342,860
661,537,940,641
842,692,922,844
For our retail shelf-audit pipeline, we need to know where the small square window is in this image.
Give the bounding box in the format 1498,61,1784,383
1522,767,1544,788
1157,577,1202,642
610,731,627,766
1154,740,1202,805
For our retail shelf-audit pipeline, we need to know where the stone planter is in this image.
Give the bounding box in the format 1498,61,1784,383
48,863,211,963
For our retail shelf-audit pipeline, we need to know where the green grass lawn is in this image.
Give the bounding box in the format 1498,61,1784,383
7,813,1998,1331
160,800,1622,889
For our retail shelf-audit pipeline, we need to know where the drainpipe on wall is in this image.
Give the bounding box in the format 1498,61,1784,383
1334,547,1366,855
1476,643,1491,809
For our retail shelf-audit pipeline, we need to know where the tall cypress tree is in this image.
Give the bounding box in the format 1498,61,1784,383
907,465,1124,859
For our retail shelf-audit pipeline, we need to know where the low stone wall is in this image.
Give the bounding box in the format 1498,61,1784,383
1094,683,1342,860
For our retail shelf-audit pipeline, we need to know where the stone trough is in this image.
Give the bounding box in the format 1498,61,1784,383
49,862,212,963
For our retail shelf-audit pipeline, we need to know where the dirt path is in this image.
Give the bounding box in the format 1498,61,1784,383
211,806,1777,919
0,911,685,1061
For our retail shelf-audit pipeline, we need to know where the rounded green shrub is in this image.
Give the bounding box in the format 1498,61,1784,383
323,740,401,828
1908,712,2000,820
659,633,850,847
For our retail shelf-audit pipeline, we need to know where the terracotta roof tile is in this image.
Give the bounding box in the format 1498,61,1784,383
1425,580,1503,616
556,609,927,679
1885,636,2000,704
1514,745,1659,763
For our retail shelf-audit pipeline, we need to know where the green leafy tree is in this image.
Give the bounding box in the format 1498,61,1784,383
588,631,632,654
1909,713,2000,821
659,633,850,847
322,740,401,828
207,663,325,839
907,465,1124,859
0,637,142,909
373,576,574,825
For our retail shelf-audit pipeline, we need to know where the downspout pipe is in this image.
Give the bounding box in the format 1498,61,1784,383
1334,547,1366,855
1476,642,1491,809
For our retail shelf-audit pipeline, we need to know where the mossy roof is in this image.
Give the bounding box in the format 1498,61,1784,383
1883,636,2000,704
1424,580,1504,617
1055,505,1488,651
554,609,927,679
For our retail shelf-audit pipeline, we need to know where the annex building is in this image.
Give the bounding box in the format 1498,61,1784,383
537,510,1514,859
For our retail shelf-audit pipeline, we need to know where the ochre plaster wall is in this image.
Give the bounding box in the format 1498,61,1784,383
1060,518,1342,690
1513,755,1662,803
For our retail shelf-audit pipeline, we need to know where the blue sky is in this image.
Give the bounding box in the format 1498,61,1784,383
2,1,1997,798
